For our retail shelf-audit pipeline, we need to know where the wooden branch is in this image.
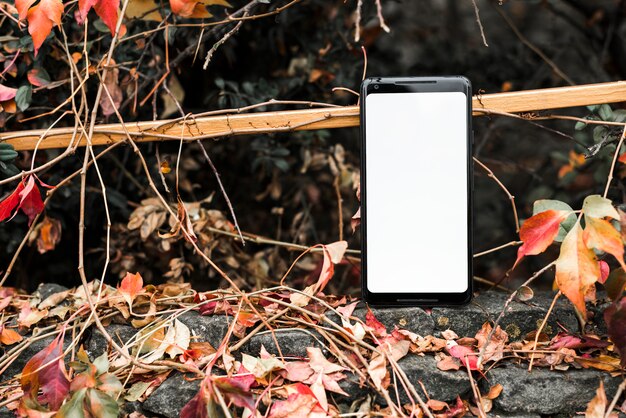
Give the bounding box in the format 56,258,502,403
4,81,626,151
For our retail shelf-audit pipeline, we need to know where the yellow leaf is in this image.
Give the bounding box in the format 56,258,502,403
584,217,626,270
555,222,599,318
125,0,163,21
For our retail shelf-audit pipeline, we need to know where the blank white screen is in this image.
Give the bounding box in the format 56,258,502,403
365,91,468,293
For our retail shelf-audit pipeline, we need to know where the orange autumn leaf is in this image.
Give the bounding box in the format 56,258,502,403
584,216,626,271
170,0,230,18
34,216,62,254
558,150,586,179
619,152,626,165
118,272,143,307
78,0,119,35
0,325,23,345
514,210,572,269
17,0,64,55
555,222,600,318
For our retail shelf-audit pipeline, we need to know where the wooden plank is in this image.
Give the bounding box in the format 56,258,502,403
3,81,626,151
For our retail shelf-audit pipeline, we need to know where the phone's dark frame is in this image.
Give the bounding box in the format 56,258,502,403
360,76,473,306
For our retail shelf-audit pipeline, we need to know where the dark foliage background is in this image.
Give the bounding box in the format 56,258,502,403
2,0,626,294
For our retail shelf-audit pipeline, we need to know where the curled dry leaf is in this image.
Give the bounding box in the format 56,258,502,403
584,380,607,418
17,303,48,328
30,216,62,254
290,240,347,307
515,285,534,302
267,383,326,418
475,322,508,363
99,59,123,116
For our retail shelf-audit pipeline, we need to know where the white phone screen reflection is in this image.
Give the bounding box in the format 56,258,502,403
365,91,468,293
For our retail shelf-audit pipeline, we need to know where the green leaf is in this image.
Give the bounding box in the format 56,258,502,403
583,195,619,220
599,104,613,121
587,105,600,112
574,120,587,131
605,268,626,301
93,353,109,375
593,125,608,143
15,85,32,111
533,199,576,242
613,109,626,123
57,388,86,418
85,388,119,418
124,381,151,402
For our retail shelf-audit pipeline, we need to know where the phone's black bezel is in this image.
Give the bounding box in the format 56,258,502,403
360,76,473,306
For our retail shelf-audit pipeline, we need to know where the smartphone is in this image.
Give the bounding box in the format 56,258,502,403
360,76,473,306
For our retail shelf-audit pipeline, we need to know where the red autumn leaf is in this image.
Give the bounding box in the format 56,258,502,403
268,392,319,418
619,152,626,165
514,210,572,268
548,333,609,351
118,272,143,307
599,260,610,284
27,69,51,87
20,0,64,55
0,83,17,101
445,340,480,371
19,175,46,225
584,217,626,271
212,370,256,411
78,0,119,35
180,382,211,418
604,297,626,367
20,334,69,411
283,347,346,411
365,308,387,338
0,175,52,225
0,180,25,222
436,396,467,418
555,222,600,318
236,311,260,328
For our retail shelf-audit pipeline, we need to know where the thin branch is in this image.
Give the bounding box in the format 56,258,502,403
473,156,520,232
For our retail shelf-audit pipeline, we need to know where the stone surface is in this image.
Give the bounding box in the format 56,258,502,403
143,372,200,418
325,304,434,336
34,283,69,301
0,407,13,418
398,354,471,402
239,328,324,358
85,323,138,359
482,364,622,415
431,291,579,340
177,310,232,348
